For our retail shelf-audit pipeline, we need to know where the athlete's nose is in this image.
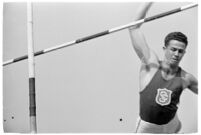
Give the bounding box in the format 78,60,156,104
174,50,179,56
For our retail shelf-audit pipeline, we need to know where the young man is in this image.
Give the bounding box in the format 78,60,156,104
129,3,198,133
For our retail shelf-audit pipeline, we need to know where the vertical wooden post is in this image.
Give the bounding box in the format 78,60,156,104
27,2,37,133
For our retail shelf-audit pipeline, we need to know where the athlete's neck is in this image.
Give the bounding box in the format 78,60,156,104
161,61,179,75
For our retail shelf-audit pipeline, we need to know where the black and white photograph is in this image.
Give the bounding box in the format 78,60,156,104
2,1,198,133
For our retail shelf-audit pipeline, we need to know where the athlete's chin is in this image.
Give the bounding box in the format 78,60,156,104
169,61,180,67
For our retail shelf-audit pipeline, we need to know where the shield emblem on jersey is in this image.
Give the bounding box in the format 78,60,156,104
155,88,172,106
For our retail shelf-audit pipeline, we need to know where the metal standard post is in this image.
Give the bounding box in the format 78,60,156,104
27,3,37,133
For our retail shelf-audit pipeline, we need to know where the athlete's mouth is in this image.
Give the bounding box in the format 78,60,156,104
171,58,179,62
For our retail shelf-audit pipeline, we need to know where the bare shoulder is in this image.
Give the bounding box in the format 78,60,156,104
140,49,160,71
181,69,197,83
180,69,198,94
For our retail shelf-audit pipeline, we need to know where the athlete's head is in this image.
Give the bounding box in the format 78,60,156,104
164,32,188,47
163,32,188,66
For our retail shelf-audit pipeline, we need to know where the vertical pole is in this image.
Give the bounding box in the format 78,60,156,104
27,2,37,133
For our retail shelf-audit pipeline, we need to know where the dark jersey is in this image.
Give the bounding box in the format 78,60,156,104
140,65,183,125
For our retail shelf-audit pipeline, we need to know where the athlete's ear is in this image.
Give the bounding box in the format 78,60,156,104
163,46,166,50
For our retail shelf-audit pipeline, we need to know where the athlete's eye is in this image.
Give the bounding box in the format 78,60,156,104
178,49,185,54
170,48,177,52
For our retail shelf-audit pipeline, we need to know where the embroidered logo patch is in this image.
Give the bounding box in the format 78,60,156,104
155,88,172,106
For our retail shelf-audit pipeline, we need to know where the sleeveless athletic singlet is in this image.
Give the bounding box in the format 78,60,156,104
140,65,184,125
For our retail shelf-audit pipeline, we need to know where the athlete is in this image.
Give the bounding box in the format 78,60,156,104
128,3,198,133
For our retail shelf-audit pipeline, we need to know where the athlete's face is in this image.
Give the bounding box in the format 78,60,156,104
163,40,186,66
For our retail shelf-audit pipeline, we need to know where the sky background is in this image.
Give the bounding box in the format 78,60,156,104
2,2,198,133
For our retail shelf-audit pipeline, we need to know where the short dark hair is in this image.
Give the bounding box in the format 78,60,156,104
164,32,188,47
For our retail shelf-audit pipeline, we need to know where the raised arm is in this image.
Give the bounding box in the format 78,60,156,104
129,3,158,65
